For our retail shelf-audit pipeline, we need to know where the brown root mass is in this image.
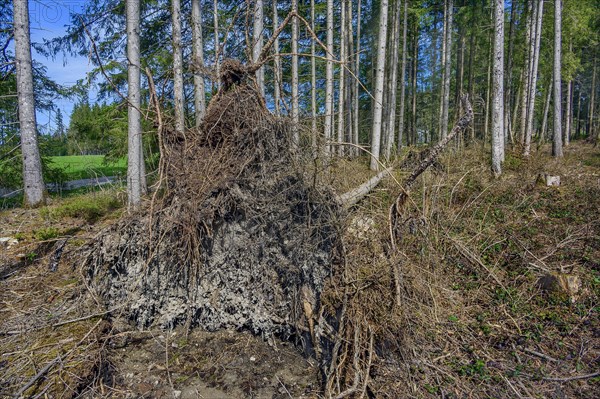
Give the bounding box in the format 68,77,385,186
84,62,342,346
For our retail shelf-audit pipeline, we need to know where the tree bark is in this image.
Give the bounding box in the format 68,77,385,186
126,0,144,208
353,0,362,156
441,0,453,140
324,0,334,157
370,0,389,171
590,59,596,140
520,0,535,145
438,0,448,140
273,0,281,115
253,0,264,96
396,0,408,152
192,0,206,126
541,80,552,141
213,0,220,80
524,0,544,156
291,0,299,146
310,0,316,149
565,79,572,145
410,19,418,146
505,0,517,146
492,0,504,177
14,0,45,207
172,0,185,134
337,0,346,156
552,0,563,157
384,0,402,159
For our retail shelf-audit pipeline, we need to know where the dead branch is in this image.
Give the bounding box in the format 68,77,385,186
389,95,473,251
542,371,600,382
337,168,390,208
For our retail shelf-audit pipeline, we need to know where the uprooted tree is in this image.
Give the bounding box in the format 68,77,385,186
82,12,474,393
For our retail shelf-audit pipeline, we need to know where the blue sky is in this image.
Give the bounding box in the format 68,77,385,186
28,0,95,133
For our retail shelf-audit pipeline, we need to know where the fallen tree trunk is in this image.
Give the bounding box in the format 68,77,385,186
389,95,474,251
337,168,391,208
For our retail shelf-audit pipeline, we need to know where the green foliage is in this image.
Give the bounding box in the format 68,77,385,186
34,227,60,241
42,191,123,223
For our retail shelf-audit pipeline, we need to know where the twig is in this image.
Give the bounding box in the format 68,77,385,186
275,375,293,399
520,347,559,363
542,371,600,382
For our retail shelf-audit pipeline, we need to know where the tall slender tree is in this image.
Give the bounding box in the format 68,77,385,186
384,0,402,159
324,0,334,156
370,0,389,170
126,0,144,208
253,0,264,96
192,0,206,126
397,0,408,152
524,0,544,156
492,0,504,176
441,0,453,140
172,0,185,134
552,0,563,156
272,1,281,115
13,0,45,207
291,0,299,145
337,0,346,155
310,0,317,148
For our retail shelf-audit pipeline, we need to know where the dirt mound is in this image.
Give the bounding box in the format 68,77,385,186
83,61,341,348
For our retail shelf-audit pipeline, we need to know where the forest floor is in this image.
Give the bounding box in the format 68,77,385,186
0,141,599,398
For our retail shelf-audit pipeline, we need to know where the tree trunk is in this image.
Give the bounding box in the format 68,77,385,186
172,0,185,134
273,1,281,116
369,0,389,171
126,0,144,208
324,0,334,157
291,0,299,146
337,0,346,156
590,59,596,140
524,0,544,156
192,0,206,126
520,0,535,145
345,0,354,153
438,0,448,140
441,0,453,140
491,0,504,177
576,83,582,138
13,0,45,207
505,0,517,146
565,79,572,145
353,0,362,156
552,0,563,157
541,80,552,141
253,0,264,96
396,0,408,152
411,20,418,145
384,0,402,159
213,0,220,80
310,0,316,150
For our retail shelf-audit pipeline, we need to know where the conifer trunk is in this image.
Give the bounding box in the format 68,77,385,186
14,0,45,207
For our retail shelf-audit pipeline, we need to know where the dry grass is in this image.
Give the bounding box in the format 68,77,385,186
332,142,600,398
1,140,598,398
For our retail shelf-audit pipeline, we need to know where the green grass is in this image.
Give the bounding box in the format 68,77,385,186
49,155,126,181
